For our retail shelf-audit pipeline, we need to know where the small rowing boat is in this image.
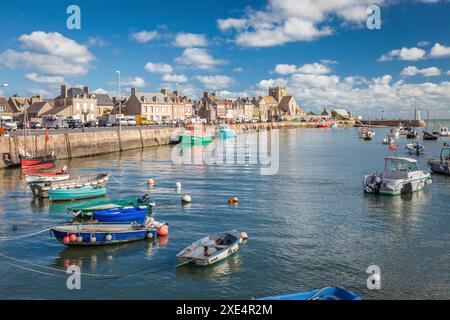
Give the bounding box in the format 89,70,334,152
406,143,425,155
176,230,242,266
88,206,152,223
259,287,361,300
428,145,450,175
25,168,70,184
29,172,110,198
51,217,167,246
49,186,107,202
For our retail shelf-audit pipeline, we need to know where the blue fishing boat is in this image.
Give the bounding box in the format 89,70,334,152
48,186,107,202
51,218,167,246
259,287,361,301
92,206,150,223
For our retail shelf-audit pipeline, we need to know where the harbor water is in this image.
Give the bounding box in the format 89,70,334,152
1,127,450,300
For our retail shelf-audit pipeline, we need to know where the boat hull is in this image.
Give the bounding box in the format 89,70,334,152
49,187,107,202
259,287,361,301
92,207,149,223
25,173,70,184
20,155,56,169
363,174,431,196
51,224,158,246
428,161,450,175
179,135,212,144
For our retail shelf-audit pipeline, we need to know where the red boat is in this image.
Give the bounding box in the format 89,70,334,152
20,155,56,170
319,123,331,128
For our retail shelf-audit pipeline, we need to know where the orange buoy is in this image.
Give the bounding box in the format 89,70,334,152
63,236,70,244
69,234,77,242
157,225,169,237
228,198,234,204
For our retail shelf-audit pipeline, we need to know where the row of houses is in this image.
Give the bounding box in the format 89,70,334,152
0,84,351,123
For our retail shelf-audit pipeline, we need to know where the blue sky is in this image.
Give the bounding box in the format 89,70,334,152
0,0,449,117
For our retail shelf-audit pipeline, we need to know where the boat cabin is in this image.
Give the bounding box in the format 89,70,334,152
440,147,450,162
384,157,420,179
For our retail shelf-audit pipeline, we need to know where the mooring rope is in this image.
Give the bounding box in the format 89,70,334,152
0,251,195,280
0,227,53,241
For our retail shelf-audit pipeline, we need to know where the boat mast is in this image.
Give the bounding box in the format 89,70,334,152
23,109,27,157
426,110,429,132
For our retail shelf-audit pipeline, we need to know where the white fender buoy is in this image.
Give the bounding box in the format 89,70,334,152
147,232,154,239
182,194,192,204
240,232,249,240
147,179,155,187
175,182,182,191
76,236,83,243
90,236,97,243
105,234,112,241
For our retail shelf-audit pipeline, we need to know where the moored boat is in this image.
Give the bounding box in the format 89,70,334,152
179,123,213,144
176,230,242,266
423,131,439,141
69,194,153,215
437,125,450,137
20,154,56,170
428,145,450,175
86,206,152,223
387,127,400,139
406,143,425,155
51,217,167,246
49,186,107,202
25,168,70,184
363,157,432,196
30,172,110,198
217,124,236,139
259,287,361,301
318,122,330,128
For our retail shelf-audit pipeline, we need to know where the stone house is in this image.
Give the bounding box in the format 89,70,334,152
27,101,53,119
233,98,255,119
51,85,97,121
0,97,14,117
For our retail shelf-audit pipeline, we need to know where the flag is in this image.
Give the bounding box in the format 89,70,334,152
389,144,400,151
45,128,49,142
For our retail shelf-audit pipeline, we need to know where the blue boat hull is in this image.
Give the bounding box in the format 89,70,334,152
51,228,157,246
93,207,149,223
259,287,361,301
219,129,236,139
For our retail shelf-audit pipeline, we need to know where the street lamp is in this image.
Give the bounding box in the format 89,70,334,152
116,71,122,131
1,83,8,88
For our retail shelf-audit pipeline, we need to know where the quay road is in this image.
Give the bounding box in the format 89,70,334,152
7,125,176,136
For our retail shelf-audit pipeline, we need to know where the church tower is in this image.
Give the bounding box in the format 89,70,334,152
269,86,287,102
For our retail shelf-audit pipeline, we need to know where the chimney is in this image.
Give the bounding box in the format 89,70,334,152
83,86,89,94
61,85,67,99
173,90,179,96
161,88,167,95
203,92,208,98
131,88,136,96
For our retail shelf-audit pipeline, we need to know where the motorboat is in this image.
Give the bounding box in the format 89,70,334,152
382,136,395,145
428,145,450,175
363,157,432,196
406,143,425,155
387,127,400,139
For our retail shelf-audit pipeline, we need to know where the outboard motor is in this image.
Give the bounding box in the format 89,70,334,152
365,174,383,193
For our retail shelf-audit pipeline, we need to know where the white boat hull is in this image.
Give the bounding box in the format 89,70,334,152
363,172,431,196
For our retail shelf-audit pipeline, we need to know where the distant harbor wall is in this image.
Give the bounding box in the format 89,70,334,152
0,120,354,169
358,119,425,127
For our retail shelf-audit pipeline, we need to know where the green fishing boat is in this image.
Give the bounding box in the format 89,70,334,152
48,186,107,202
68,195,153,215
179,135,212,144
179,123,213,144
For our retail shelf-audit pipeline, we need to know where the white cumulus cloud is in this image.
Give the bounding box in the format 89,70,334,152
25,73,64,84
145,62,173,74
130,30,158,43
162,74,188,83
378,47,427,61
401,66,441,77
175,48,227,70
174,33,208,47
429,43,450,58
195,75,234,90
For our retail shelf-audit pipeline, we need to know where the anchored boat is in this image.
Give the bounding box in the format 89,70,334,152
51,217,166,246
179,123,213,144
25,168,70,184
30,172,110,199
428,145,450,175
363,157,432,196
406,143,425,155
176,230,242,266
69,194,153,216
259,287,361,301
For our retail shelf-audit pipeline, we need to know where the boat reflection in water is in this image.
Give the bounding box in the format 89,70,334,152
363,190,431,224
53,239,159,272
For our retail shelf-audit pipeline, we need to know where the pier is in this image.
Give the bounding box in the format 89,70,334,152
357,119,425,127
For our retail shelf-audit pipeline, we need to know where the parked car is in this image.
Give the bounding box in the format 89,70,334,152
83,120,97,128
98,119,112,127
0,116,17,131
30,121,42,129
67,119,83,129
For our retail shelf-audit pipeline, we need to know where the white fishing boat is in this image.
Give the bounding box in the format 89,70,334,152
406,143,425,155
363,157,432,196
382,136,394,145
360,127,375,140
387,127,400,139
176,230,242,266
437,125,450,137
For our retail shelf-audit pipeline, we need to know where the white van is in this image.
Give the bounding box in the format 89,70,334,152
0,116,17,131
42,115,66,129
109,114,128,127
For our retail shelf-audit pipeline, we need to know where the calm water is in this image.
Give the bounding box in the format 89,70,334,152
1,127,450,300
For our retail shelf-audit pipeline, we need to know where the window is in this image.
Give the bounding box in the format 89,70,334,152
156,106,159,112
0,105,4,112
76,103,80,111
150,106,153,113
162,107,165,113
167,106,171,113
